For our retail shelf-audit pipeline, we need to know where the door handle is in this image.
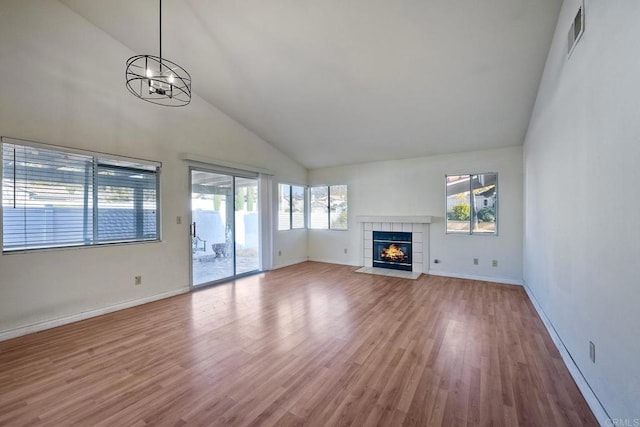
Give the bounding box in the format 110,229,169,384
192,222,197,237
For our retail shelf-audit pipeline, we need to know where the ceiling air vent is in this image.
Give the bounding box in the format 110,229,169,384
568,2,585,56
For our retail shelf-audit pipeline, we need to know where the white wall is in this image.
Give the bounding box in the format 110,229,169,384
308,146,523,284
0,0,307,336
524,0,640,420
273,228,308,269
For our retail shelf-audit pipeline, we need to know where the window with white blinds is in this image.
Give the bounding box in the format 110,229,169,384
1,138,160,252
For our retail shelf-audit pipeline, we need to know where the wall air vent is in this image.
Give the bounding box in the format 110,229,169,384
568,2,585,56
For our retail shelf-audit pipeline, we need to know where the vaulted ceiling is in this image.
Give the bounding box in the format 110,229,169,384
61,0,561,169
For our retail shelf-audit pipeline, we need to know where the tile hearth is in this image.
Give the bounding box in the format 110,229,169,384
355,266,422,280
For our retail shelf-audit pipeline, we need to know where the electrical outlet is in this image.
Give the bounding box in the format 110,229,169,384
589,341,595,363
473,258,479,265
278,250,282,256
176,216,182,225
492,260,498,267
344,248,348,254
135,275,142,285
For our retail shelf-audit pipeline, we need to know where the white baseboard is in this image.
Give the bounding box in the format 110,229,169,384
0,287,190,342
427,270,523,286
272,257,309,270
523,282,610,425
308,257,360,267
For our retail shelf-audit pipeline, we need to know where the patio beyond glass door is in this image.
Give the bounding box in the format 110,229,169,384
190,169,260,287
234,177,260,274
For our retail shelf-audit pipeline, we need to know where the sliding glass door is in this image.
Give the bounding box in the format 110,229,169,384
190,169,260,287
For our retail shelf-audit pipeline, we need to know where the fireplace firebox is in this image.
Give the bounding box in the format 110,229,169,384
372,231,412,271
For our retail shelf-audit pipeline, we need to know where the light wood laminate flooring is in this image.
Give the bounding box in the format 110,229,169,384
0,262,597,426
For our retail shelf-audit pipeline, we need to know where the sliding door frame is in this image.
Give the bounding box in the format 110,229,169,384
189,165,262,289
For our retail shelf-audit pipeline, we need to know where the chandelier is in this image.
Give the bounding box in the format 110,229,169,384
125,0,191,106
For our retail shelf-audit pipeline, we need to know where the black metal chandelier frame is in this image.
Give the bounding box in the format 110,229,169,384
125,0,192,106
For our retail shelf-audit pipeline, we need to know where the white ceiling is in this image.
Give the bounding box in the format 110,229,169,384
61,0,561,169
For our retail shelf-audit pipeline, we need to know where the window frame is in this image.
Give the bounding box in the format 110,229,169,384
1,137,161,253
308,184,348,231
445,173,498,236
277,183,306,231
567,1,585,57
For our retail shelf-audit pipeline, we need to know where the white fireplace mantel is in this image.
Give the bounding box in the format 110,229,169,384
356,215,432,224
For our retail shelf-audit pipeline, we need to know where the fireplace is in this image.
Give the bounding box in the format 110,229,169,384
358,216,431,275
373,231,412,271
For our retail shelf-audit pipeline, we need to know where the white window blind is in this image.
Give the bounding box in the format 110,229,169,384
2,139,160,252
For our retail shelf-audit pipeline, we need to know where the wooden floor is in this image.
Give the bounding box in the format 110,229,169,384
0,262,597,426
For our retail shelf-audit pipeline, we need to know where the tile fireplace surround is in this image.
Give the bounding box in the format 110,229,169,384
357,216,432,275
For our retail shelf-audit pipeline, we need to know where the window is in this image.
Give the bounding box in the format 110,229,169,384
277,183,305,230
291,185,305,229
446,173,497,235
568,2,584,55
309,184,348,230
2,138,160,252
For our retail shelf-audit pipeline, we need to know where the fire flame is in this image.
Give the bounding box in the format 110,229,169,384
381,244,407,262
